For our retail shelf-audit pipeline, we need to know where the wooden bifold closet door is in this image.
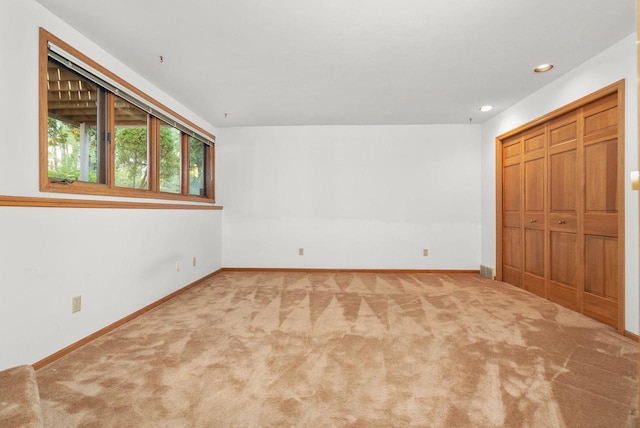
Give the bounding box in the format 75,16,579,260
496,81,625,333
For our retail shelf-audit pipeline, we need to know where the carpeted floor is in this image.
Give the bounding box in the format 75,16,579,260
36,272,638,427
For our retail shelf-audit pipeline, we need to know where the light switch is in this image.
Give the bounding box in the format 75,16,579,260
631,171,639,191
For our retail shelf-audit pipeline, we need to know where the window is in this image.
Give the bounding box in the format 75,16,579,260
114,97,149,190
159,122,182,194
47,59,107,184
40,28,215,202
189,137,207,196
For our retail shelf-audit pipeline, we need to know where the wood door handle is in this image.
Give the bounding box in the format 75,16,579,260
529,219,537,223
558,220,566,224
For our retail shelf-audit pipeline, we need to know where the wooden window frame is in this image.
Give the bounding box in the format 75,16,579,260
39,28,216,204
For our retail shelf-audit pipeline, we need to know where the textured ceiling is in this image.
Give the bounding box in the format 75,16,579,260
35,0,635,127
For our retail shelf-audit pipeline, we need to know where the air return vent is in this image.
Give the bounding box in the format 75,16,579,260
480,265,495,280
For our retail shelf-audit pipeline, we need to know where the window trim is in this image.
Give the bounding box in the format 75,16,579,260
0,195,223,210
39,28,216,203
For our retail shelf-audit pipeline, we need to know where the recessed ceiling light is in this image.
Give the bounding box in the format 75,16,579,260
479,105,494,112
534,64,554,73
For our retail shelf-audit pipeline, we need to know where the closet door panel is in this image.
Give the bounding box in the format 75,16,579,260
503,163,521,212
522,126,546,298
548,114,579,311
584,233,618,327
550,232,577,285
549,232,578,310
524,228,545,296
583,294,618,328
584,236,618,299
584,139,618,212
584,214,617,237
524,158,544,212
549,150,577,213
503,227,522,287
549,112,578,146
581,93,620,329
503,140,521,160
501,138,523,288
583,93,618,139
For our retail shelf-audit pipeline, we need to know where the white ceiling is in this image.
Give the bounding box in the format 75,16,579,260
35,0,635,127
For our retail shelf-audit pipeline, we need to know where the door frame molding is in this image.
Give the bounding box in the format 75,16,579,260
496,79,625,333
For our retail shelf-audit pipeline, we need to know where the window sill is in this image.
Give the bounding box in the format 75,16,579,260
41,181,216,205
0,194,223,210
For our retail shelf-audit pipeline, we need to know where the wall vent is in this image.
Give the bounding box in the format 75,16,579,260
480,265,495,280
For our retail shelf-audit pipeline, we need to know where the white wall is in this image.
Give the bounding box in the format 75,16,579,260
217,125,482,269
480,34,639,334
0,0,222,370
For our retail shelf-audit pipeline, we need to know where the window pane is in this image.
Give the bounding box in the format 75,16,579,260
47,59,106,183
189,137,206,196
114,98,149,189
159,123,181,193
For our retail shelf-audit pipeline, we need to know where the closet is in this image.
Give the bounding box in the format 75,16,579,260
496,81,625,332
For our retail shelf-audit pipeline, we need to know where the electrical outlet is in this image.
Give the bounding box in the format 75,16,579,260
192,257,197,267
72,296,81,313
298,248,304,256
176,261,180,272
423,249,429,257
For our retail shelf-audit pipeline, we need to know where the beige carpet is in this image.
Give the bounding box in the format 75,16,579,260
0,365,43,427
36,272,638,427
